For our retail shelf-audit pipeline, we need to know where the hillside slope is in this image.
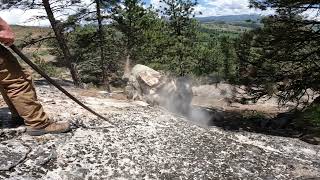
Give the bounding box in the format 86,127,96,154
11,25,52,45
196,14,262,23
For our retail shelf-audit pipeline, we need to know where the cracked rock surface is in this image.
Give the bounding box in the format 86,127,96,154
0,84,320,179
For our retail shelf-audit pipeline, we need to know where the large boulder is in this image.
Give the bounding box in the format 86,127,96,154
124,64,193,115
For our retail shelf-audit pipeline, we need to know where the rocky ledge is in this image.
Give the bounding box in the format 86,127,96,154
0,84,319,179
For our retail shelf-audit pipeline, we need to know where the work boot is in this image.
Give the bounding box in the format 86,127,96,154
26,121,71,136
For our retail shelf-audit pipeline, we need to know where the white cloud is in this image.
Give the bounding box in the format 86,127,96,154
0,8,50,26
148,0,272,17
0,0,95,26
205,0,247,9
0,0,274,26
195,0,272,17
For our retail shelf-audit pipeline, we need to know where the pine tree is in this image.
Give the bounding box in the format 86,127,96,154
111,0,146,74
160,0,199,76
1,0,83,87
237,0,320,105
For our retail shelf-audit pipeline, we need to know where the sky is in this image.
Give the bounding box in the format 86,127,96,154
0,0,269,26
147,0,267,17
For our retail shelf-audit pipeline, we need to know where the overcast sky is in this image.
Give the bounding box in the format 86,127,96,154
0,0,269,26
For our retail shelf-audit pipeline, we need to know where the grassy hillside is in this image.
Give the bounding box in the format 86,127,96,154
10,25,68,79
196,14,262,30
11,21,248,46
11,25,52,46
200,23,250,38
196,14,262,23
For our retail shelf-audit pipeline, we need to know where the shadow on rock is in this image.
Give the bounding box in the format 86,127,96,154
0,107,26,141
185,106,320,145
34,79,74,87
0,107,24,129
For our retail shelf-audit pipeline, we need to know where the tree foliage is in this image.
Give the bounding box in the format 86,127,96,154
2,0,242,88
236,0,320,105
112,0,146,62
1,0,83,86
66,25,124,85
159,0,198,76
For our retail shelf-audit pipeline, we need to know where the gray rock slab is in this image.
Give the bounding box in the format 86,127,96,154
0,140,30,171
0,85,319,179
43,107,320,179
0,127,26,141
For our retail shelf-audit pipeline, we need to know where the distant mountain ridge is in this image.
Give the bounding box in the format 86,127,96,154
196,14,262,23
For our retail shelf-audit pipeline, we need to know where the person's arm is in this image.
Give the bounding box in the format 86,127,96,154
0,17,15,46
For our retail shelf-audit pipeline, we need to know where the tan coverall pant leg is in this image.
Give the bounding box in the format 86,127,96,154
0,45,50,128
0,85,20,117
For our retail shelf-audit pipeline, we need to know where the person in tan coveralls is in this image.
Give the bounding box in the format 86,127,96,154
0,17,70,136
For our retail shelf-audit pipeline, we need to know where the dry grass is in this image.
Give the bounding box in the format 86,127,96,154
9,25,71,81
11,25,52,42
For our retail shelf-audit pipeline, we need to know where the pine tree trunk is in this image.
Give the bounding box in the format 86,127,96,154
42,0,82,87
223,57,230,80
95,0,111,92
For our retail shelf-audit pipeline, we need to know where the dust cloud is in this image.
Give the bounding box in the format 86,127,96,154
158,77,224,127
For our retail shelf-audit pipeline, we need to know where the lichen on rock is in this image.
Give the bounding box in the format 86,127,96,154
0,84,319,179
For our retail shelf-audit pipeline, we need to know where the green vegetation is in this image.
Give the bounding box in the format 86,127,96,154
12,17,244,86
233,0,320,134
200,23,250,38
32,52,67,79
40,0,243,85
303,104,320,128
5,0,252,88
236,0,320,106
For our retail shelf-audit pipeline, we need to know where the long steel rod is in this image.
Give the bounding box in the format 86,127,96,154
10,45,115,126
